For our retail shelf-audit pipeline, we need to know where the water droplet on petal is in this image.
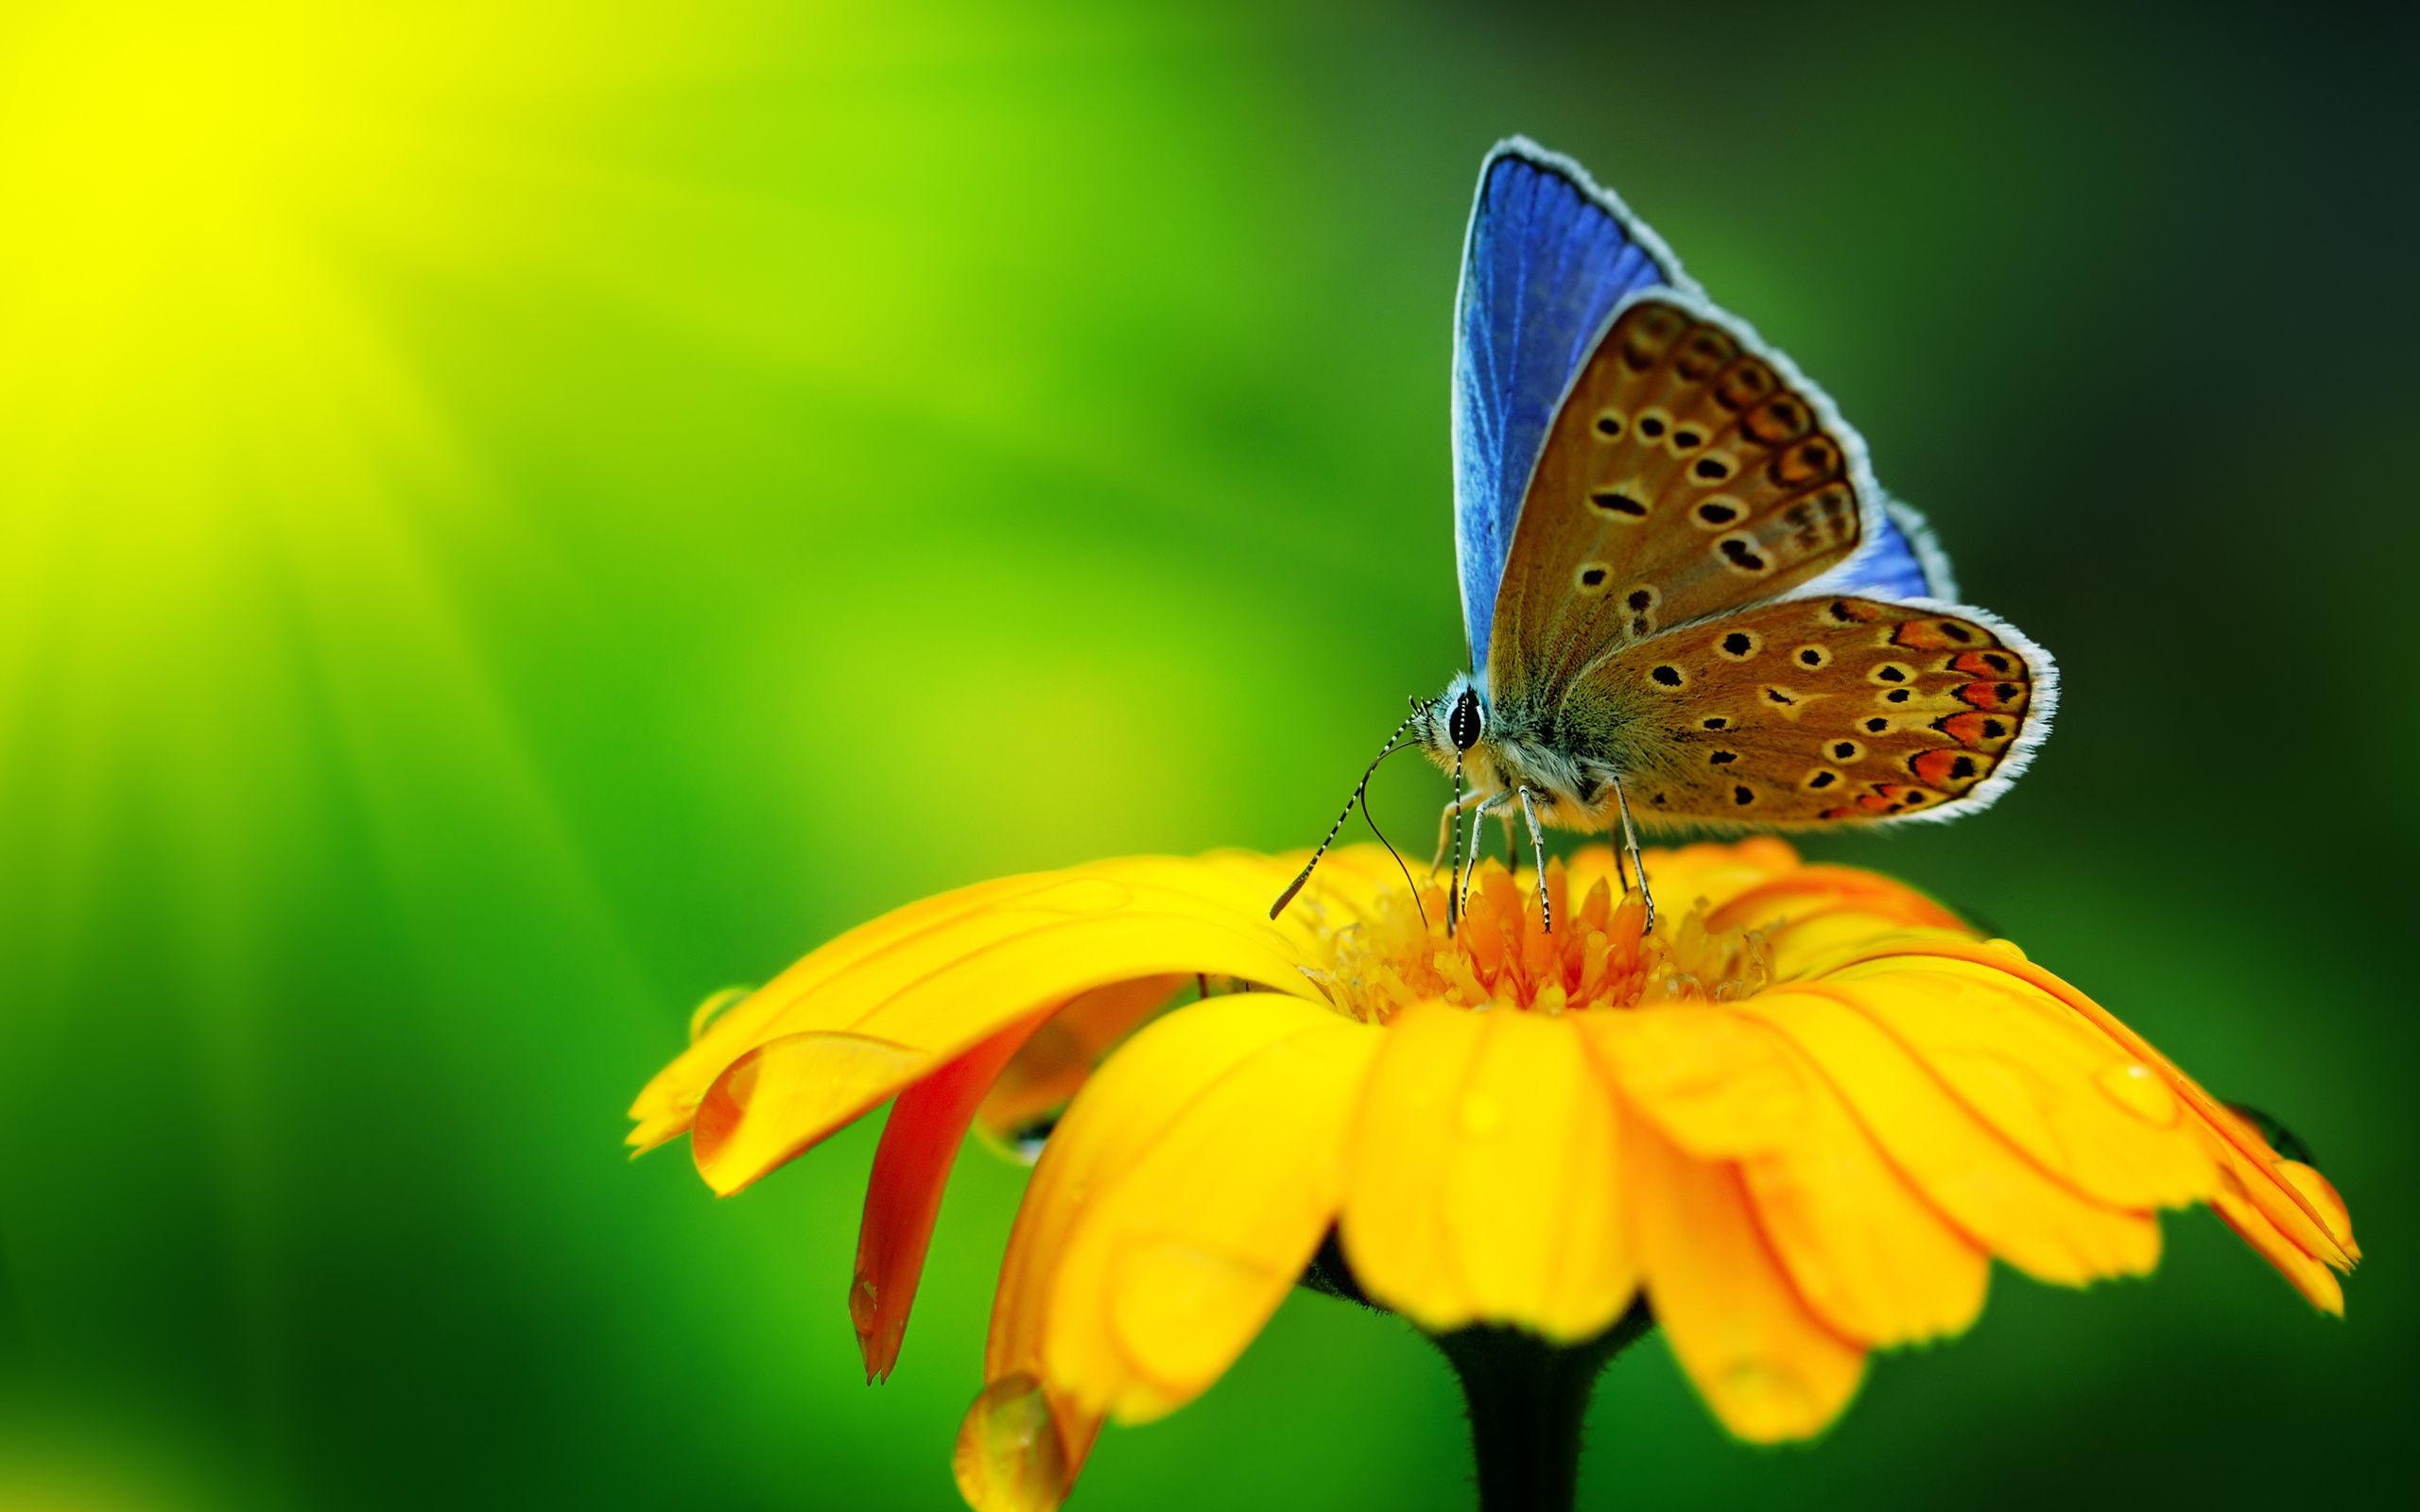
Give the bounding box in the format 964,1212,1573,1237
2094,1061,2178,1125
955,1375,1070,1512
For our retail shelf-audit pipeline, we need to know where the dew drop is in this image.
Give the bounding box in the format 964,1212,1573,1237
955,1375,1071,1512
2094,1061,2179,1125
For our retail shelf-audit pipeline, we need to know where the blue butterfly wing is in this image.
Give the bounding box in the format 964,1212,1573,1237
1453,140,1691,673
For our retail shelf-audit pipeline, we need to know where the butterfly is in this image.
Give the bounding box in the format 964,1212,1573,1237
1275,139,2055,931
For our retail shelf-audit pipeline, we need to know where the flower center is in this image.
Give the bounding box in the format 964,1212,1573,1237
1313,860,1772,1022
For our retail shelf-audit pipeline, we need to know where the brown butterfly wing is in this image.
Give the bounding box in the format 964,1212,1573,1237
1486,293,1869,706
1568,594,2053,828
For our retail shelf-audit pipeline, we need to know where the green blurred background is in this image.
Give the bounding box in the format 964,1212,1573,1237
3,1,2411,1506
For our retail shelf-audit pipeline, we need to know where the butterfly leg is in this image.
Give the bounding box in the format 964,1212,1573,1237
1611,777,1655,935
1456,793,1503,926
1516,786,1553,933
1431,788,1487,874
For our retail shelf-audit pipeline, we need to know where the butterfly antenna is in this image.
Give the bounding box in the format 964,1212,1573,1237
1357,774,1426,931
1270,711,1420,920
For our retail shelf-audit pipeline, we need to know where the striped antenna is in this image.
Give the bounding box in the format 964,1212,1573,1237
1270,708,1422,920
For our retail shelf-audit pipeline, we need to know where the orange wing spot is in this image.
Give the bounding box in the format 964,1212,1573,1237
1933,711,2015,747
1673,328,1738,381
1823,598,1885,626
1891,618,1989,651
1714,356,1778,411
1855,793,1898,815
1910,749,1987,788
1956,680,2029,713
1772,435,1844,487
1742,394,1814,446
1947,649,2024,679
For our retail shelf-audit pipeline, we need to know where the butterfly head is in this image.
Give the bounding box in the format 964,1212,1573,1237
1413,675,1488,768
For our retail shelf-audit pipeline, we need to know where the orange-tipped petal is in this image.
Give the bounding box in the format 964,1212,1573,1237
1633,1116,1865,1443
856,1021,1041,1383
1043,997,1377,1421
1743,989,2161,1286
1343,1003,1635,1341
2211,1157,2353,1314
1833,936,2356,1278
1815,955,2215,1211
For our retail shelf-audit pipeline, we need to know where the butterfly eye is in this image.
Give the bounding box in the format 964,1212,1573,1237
1449,689,1483,752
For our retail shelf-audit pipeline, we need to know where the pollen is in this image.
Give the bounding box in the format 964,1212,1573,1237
1314,860,1772,1021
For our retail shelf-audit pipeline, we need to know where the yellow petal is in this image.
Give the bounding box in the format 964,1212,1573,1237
1734,1023,1989,1348
1581,1005,1807,1160
1816,955,2215,1211
1633,1115,1865,1443
1744,988,2159,1285
1043,997,1376,1421
1342,1004,1636,1341
650,866,1334,1190
692,1030,931,1195
969,993,1350,1504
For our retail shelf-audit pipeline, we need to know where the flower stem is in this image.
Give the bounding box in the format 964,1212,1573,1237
1433,1304,1653,1512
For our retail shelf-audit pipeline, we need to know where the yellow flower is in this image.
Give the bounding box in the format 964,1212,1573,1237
628,840,2357,1510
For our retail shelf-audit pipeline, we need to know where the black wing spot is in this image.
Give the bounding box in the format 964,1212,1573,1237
1982,718,2008,740
1697,501,1739,525
1703,716,1729,730
1693,456,1731,481
1865,716,1890,733
1766,687,1796,705
1720,537,1770,572
1637,415,1667,438
1578,565,1608,589
1590,489,1650,518
1627,589,1653,611
1673,427,1703,449
1885,688,1910,703
1942,621,1975,643
1721,631,1755,658
1876,664,1908,683
1594,412,1625,438
1833,740,1861,760
1709,750,1738,766
1733,785,1755,806
1951,755,1978,781
1807,770,1837,789
1828,600,1858,622
1651,664,1684,688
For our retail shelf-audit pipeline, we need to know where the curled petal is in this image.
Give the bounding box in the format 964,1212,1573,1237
656,866,1334,1191
856,1022,1040,1383
1044,997,1377,1421
966,995,1357,1507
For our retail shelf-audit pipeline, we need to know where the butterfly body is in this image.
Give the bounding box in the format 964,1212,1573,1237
1419,142,2054,847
